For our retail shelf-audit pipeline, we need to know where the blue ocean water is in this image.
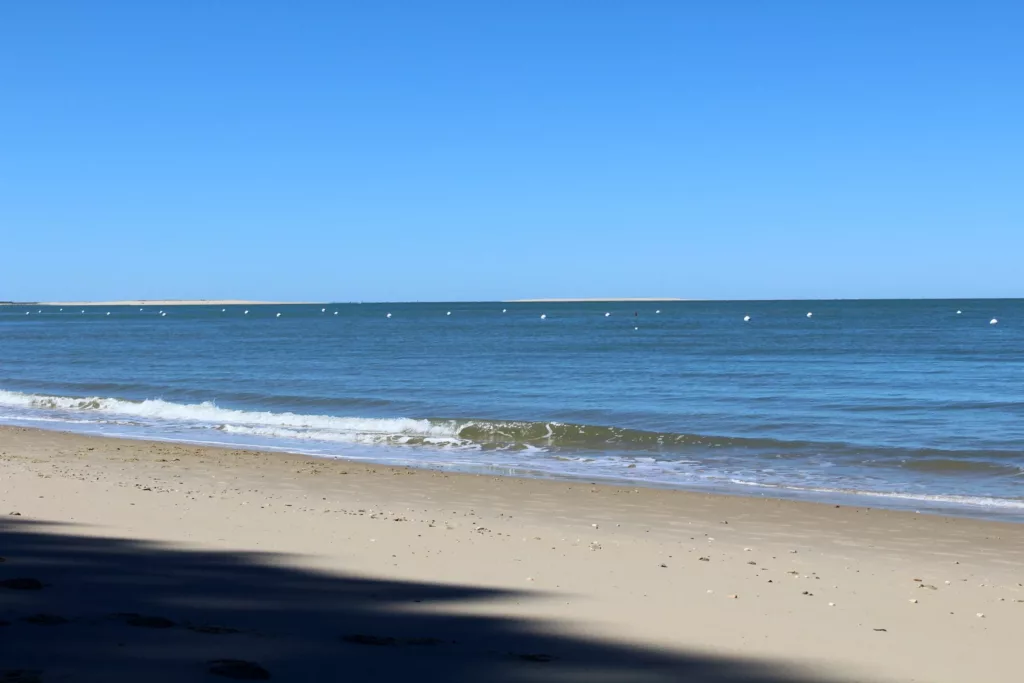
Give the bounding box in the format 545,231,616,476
0,300,1021,518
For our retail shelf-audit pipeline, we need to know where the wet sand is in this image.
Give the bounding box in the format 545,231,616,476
1,425,1022,682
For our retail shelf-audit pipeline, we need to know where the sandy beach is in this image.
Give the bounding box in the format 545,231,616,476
1,427,1021,682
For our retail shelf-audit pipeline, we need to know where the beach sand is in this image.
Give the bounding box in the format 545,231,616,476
1,426,1021,682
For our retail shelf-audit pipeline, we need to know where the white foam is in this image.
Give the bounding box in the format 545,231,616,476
728,479,1024,510
0,389,455,433
218,424,469,448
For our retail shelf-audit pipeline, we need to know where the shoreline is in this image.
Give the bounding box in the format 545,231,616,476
2,424,1023,682
1,416,1019,523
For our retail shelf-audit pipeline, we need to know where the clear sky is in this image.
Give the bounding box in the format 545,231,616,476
1,2,1021,302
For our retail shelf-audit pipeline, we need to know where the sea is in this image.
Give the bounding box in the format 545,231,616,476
1,300,1021,520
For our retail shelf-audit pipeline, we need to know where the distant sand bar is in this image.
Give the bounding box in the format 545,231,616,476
25,300,319,307
506,297,686,303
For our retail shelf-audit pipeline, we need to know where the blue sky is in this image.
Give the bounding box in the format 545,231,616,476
1,1,1021,302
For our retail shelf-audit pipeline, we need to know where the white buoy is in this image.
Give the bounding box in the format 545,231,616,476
81,310,85,314
744,315,751,322
106,312,111,316
806,312,813,318
540,314,546,320
502,308,507,313
321,308,326,313
446,311,451,316
161,312,166,317
333,311,338,315
605,312,611,317
957,310,962,315
634,326,639,330
25,311,29,315
222,308,226,312
386,312,392,318
37,310,41,313
244,310,249,315
656,310,661,314
990,318,998,325
276,312,281,318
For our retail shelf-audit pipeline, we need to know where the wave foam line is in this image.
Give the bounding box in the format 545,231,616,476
728,479,1024,510
0,389,461,439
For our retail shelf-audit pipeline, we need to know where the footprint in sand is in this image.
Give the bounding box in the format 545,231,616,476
21,614,69,625
342,634,397,646
187,624,242,635
0,670,43,683
517,653,557,663
342,634,447,647
111,613,176,628
207,660,271,680
1,578,44,590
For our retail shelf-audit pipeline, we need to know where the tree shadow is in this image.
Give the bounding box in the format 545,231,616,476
1,519,843,682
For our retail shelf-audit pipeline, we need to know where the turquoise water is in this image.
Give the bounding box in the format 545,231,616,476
0,300,1021,518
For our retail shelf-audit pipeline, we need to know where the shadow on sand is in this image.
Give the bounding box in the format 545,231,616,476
1,519,841,682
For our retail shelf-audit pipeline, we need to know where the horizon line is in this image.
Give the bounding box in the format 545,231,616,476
2,296,1022,306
